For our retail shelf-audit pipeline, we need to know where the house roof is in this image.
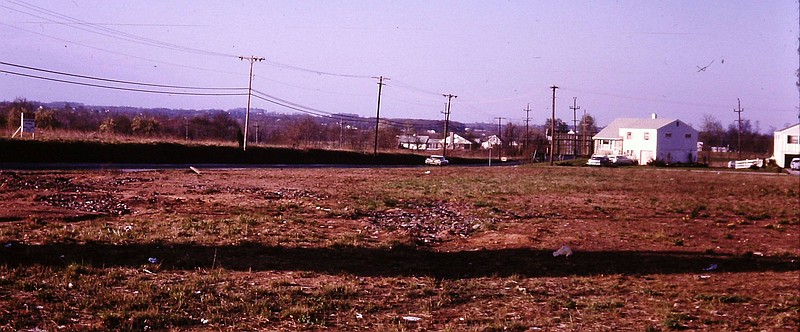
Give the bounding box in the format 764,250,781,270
593,118,688,139
446,133,472,144
398,135,429,143
774,123,800,133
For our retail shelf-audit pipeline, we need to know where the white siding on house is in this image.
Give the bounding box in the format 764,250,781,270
593,117,699,165
773,123,800,168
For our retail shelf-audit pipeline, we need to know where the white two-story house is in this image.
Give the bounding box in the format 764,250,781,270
593,114,699,165
773,123,800,168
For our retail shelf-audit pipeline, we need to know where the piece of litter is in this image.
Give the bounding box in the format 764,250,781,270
148,257,158,264
703,263,718,271
68,282,74,288
424,171,431,174
355,312,363,319
189,166,202,175
200,318,209,324
124,225,132,232
698,275,711,279
552,245,573,257
142,269,156,275
753,252,764,256
402,316,422,322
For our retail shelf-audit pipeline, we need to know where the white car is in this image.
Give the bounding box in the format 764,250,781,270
586,155,611,166
608,155,636,166
790,157,800,170
425,155,449,166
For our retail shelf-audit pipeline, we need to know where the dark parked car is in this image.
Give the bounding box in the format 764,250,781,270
608,155,636,166
586,155,612,166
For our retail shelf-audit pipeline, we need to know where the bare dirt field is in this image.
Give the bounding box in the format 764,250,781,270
1,166,798,331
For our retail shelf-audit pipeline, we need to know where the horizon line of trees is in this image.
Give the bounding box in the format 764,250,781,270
0,98,777,155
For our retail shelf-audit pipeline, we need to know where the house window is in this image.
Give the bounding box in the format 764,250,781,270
626,132,632,139
644,132,650,140
665,132,672,138
685,133,692,138
788,135,799,144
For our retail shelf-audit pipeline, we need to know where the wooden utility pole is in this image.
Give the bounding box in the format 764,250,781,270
239,55,265,151
570,97,580,158
495,117,505,157
524,103,531,152
581,109,588,156
549,85,558,165
442,94,457,159
734,98,744,158
373,76,389,158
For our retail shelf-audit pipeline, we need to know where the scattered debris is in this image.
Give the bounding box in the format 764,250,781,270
402,316,422,322
553,245,573,257
355,312,363,319
124,225,133,232
142,269,156,275
200,318,210,324
424,170,431,174
698,275,711,279
703,263,718,271
367,201,493,244
752,252,764,257
35,193,130,216
189,166,202,175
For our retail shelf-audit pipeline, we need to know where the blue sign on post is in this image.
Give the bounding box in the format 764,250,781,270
22,119,35,133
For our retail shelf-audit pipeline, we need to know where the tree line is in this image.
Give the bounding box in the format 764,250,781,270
1,98,774,156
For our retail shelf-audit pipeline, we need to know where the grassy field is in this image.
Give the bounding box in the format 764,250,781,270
0,165,798,331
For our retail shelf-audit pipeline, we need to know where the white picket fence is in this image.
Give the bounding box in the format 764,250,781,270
728,159,763,169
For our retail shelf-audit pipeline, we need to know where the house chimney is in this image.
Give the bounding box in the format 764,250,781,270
651,113,657,119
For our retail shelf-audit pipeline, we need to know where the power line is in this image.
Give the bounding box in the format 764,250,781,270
0,22,245,77
5,1,372,80
250,89,408,128
0,68,247,96
0,61,247,90
3,1,237,59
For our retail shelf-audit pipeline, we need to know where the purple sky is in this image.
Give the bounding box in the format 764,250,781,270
2,1,798,132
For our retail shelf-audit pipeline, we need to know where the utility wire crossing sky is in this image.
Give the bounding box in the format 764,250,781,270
1,0,798,131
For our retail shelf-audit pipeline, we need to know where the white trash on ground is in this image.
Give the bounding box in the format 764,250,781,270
552,245,573,257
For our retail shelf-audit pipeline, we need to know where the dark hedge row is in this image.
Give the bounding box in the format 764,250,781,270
0,139,483,166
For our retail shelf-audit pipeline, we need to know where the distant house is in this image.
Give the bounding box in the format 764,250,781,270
428,133,472,150
480,135,503,149
773,123,800,168
446,133,473,150
398,135,430,150
592,114,699,165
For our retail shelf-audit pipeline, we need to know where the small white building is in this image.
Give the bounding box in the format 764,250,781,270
428,133,472,150
398,135,430,150
480,135,503,149
773,123,800,168
593,115,699,165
